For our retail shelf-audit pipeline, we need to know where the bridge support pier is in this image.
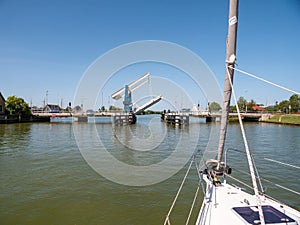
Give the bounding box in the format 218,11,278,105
206,116,221,122
113,112,136,125
161,113,189,126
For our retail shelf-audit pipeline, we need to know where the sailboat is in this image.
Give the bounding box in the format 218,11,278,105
196,0,300,224
164,0,300,224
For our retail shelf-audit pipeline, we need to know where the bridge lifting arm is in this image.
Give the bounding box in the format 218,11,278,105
111,72,150,100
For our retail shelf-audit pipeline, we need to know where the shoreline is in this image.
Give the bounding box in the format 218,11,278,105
226,114,300,126
262,114,300,126
0,115,50,124
1,113,300,126
261,120,300,126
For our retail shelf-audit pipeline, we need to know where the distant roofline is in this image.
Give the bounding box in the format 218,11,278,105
46,104,60,107
0,92,5,102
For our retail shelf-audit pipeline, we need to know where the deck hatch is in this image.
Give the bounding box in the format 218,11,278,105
232,205,296,224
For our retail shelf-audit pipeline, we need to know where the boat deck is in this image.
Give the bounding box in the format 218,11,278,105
196,177,300,225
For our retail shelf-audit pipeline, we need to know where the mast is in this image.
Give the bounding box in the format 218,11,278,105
217,0,239,164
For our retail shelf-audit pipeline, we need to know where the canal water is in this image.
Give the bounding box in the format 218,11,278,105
0,115,299,225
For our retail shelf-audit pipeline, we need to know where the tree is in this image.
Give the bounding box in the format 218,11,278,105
289,94,300,113
65,106,72,112
100,106,105,112
229,105,236,112
209,102,221,112
109,105,122,111
5,96,31,117
247,99,256,111
265,105,277,112
237,96,247,111
278,100,290,113
74,105,82,112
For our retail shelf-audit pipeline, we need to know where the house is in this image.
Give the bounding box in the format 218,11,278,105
252,105,265,111
43,104,61,113
0,92,5,115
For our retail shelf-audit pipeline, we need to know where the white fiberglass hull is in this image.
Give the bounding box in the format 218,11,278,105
196,176,300,225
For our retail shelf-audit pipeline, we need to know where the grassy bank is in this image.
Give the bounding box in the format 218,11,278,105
228,114,300,125
265,114,300,125
228,117,239,123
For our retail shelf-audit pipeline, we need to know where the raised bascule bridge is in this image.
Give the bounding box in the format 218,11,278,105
31,71,270,125
110,72,162,125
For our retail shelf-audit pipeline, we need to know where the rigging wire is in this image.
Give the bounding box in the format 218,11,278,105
164,150,205,225
185,185,200,225
264,158,300,170
225,148,265,194
226,66,300,198
228,66,300,95
226,66,266,225
226,174,254,190
194,162,206,195
163,155,195,225
229,166,300,196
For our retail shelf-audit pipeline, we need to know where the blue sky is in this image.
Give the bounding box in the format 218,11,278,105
1,0,300,110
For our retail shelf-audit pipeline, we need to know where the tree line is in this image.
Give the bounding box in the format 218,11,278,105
4,94,300,116
208,94,300,113
4,96,31,117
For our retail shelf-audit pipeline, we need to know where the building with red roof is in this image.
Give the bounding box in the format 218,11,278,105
252,105,265,111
